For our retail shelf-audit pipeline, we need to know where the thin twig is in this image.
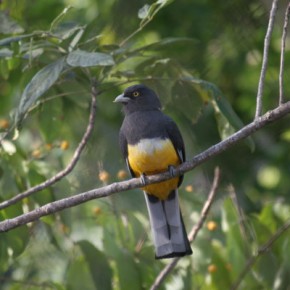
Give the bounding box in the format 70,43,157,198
0,83,98,210
1,101,290,232
188,167,221,241
279,2,290,104
230,219,290,290
119,2,167,47
150,167,221,290
255,0,279,119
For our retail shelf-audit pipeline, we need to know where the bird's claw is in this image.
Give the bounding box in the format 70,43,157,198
140,173,147,186
168,165,177,177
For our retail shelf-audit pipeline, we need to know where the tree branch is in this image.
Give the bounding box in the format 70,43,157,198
149,167,221,290
1,101,290,232
230,219,290,290
279,1,290,105
255,0,279,119
0,83,98,210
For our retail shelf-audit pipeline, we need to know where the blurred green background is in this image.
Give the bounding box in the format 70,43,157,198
1,0,290,289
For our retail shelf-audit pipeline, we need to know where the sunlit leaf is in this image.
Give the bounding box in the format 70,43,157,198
69,28,85,50
138,4,151,19
139,0,173,27
66,49,115,67
1,140,16,155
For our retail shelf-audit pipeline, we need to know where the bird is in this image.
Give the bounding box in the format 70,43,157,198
114,84,192,259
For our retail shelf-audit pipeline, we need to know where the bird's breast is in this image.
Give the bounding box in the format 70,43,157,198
128,138,179,174
127,138,180,199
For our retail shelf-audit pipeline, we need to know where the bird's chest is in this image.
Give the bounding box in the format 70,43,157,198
127,138,179,175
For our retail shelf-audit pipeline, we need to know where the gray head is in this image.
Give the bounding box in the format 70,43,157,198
114,84,162,114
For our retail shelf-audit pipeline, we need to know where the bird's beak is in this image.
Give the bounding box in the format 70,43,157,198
113,94,130,103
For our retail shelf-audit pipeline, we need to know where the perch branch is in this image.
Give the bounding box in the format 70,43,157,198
1,101,290,232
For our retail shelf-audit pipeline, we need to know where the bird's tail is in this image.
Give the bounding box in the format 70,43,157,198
144,189,192,259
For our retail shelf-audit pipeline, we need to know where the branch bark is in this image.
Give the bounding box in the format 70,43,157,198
1,101,290,232
255,0,279,119
279,1,290,104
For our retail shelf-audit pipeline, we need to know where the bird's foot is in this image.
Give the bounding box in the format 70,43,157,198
168,165,177,177
140,173,147,186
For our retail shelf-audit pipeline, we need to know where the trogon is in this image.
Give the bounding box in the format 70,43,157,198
114,84,192,259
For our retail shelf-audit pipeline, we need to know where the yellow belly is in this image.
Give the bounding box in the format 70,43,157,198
127,138,180,200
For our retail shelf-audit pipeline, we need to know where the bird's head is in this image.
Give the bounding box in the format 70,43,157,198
114,84,162,114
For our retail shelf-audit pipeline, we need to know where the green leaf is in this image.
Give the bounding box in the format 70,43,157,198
132,37,196,53
208,241,232,289
0,48,13,58
212,100,236,140
0,33,34,46
1,225,29,260
78,240,113,290
0,59,9,80
171,80,205,123
255,253,277,288
66,255,97,290
52,23,83,41
115,250,141,290
66,49,115,67
0,11,24,34
273,262,290,290
138,0,173,27
187,78,255,151
138,4,151,19
50,6,73,32
222,198,247,276
16,57,66,124
38,96,64,141
258,203,278,232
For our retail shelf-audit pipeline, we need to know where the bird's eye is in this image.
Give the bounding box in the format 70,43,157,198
132,91,140,97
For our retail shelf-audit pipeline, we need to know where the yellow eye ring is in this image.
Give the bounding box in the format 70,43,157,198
132,91,140,97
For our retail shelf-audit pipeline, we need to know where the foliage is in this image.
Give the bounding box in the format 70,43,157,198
0,0,290,289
